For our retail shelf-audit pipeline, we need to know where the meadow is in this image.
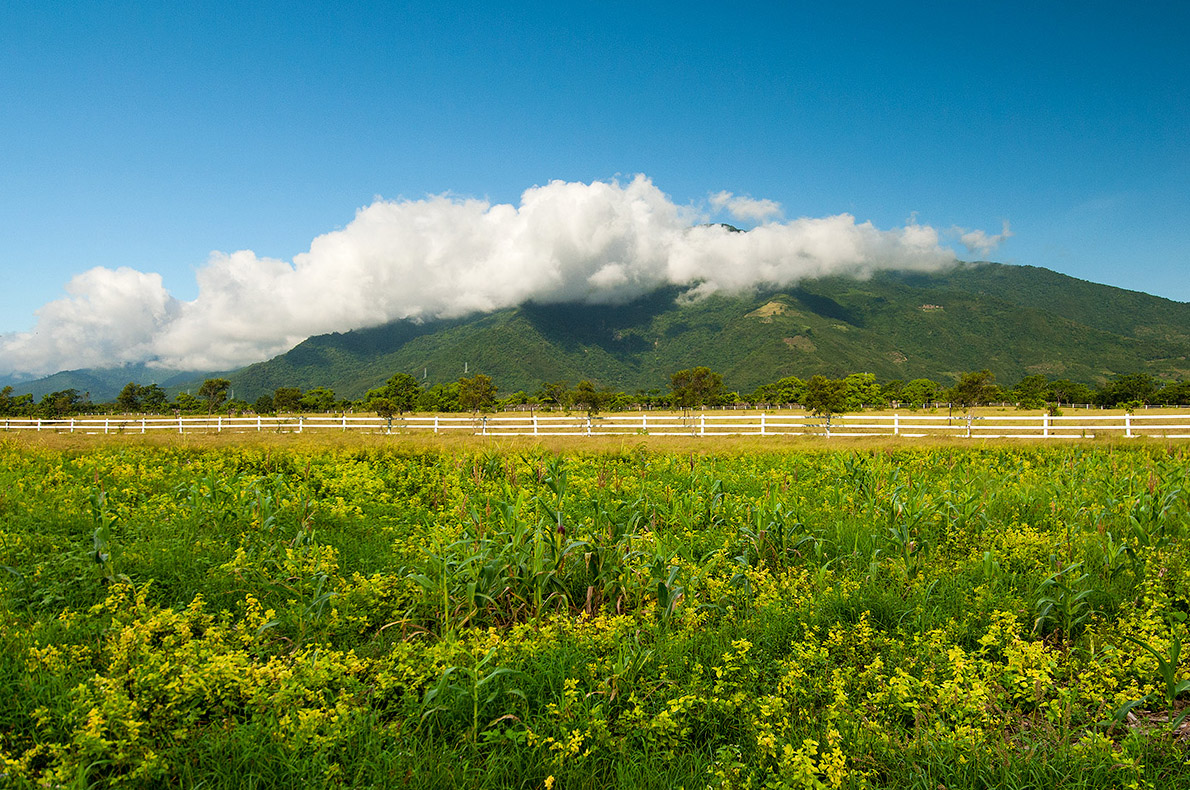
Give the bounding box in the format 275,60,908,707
1,434,1188,788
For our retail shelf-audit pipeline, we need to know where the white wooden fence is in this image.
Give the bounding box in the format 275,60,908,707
4,411,1190,439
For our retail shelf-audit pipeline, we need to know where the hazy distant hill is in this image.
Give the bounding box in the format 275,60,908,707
9,262,1187,402
220,262,1190,399
0,365,220,403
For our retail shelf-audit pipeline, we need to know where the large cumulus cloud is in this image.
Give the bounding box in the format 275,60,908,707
0,175,1004,376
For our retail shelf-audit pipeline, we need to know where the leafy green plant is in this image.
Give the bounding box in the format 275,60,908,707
89,484,128,586
1119,619,1190,731
421,648,525,741
652,562,684,627
1033,560,1096,640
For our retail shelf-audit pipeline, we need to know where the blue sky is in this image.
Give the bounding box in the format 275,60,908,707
1,2,1187,374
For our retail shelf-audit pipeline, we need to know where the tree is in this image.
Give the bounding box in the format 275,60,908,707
1096,373,1158,407
300,387,336,412
366,373,422,414
0,385,12,416
670,367,724,411
458,374,497,412
948,370,999,410
802,375,848,418
881,379,906,404
39,389,85,418
1157,380,1190,406
198,378,231,413
371,397,397,429
175,392,202,414
538,380,572,410
843,373,883,410
1012,374,1050,409
1047,379,1094,406
273,387,302,413
253,394,275,414
140,384,169,413
572,380,616,414
116,382,142,412
900,379,939,409
418,382,460,413
751,376,803,407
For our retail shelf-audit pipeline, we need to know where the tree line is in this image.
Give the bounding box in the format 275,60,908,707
2,369,1188,420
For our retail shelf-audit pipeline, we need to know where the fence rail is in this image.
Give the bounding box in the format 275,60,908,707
5,411,1190,439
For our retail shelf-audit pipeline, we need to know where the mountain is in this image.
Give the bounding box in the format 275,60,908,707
217,262,1190,399
0,365,221,403
9,262,1188,402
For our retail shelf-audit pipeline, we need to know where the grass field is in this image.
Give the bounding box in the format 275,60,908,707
1,435,1188,788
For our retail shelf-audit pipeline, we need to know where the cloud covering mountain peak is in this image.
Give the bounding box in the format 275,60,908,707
0,175,1001,376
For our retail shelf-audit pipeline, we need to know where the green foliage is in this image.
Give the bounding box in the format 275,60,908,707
669,366,724,410
174,391,202,413
1097,373,1159,407
802,374,848,417
198,378,231,413
38,388,87,418
571,379,616,414
458,374,497,412
299,386,336,412
252,393,275,414
2,443,1190,788
750,375,803,406
273,386,302,412
366,372,422,414
948,369,1000,409
899,377,939,407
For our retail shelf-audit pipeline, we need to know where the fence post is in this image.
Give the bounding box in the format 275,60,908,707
1125,413,1132,438
104,418,109,435
1042,412,1049,438
141,418,146,434
966,415,972,438
533,413,538,435
434,415,439,435
760,412,766,436
586,415,592,435
342,415,347,431
482,416,487,436
257,415,262,431
178,415,183,434
298,416,303,434
894,413,900,436
70,418,75,433
699,414,705,436
37,418,41,432
218,416,222,433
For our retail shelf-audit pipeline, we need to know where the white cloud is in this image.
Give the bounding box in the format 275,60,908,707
0,175,973,377
957,220,1013,257
709,190,784,223
0,267,178,375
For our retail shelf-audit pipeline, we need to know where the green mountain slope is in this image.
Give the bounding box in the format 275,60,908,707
218,262,1190,399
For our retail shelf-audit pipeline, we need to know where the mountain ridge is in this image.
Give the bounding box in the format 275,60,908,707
7,262,1188,402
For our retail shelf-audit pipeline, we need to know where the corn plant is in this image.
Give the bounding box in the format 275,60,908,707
89,484,128,586
421,647,525,742
651,561,684,627
1033,560,1096,641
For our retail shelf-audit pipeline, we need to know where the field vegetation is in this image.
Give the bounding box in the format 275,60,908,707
1,435,1188,788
